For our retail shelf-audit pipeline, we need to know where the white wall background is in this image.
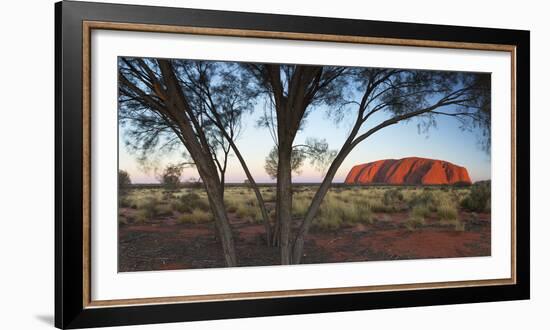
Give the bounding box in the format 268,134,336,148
0,0,546,329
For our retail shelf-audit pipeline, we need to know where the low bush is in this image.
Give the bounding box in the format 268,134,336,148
409,190,441,211
312,196,373,230
178,209,213,224
461,182,491,212
405,205,429,231
383,188,404,205
436,200,458,221
411,204,431,218
135,196,159,222
173,192,210,213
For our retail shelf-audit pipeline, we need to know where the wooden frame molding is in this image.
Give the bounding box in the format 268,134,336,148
81,20,517,309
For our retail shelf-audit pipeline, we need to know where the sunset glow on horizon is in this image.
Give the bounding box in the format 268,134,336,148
119,101,491,184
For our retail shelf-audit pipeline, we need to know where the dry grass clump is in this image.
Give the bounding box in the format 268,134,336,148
405,205,429,231
172,192,210,213
383,188,404,205
436,199,458,221
236,204,263,224
177,209,213,224
135,196,160,223
312,195,373,230
292,194,311,218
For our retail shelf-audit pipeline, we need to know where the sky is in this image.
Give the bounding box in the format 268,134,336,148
119,97,491,184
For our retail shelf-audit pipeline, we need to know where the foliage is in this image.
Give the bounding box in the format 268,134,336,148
264,146,307,179
158,163,185,190
409,190,440,211
461,181,491,212
312,195,373,230
173,192,210,213
264,138,338,179
136,196,159,222
383,188,404,205
436,200,458,221
118,170,131,188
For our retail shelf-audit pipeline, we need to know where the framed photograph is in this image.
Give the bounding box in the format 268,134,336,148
55,1,530,328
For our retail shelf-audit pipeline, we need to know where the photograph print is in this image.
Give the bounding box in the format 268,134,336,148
117,57,491,271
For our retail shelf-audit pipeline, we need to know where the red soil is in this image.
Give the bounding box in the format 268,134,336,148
118,211,490,272
344,157,472,185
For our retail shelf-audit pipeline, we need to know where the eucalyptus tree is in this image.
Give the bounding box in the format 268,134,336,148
118,57,239,266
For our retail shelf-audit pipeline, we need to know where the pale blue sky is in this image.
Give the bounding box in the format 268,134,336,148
119,100,491,184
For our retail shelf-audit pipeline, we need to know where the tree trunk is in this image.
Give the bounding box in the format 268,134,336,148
156,59,238,267
277,138,294,264
201,171,237,267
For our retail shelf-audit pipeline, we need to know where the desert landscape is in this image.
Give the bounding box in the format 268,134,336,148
118,58,491,269
118,158,490,271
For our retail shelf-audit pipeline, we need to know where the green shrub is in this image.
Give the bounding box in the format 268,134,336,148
173,192,210,213
409,190,440,211
118,169,131,188
461,182,491,212
313,203,344,231
135,196,159,222
411,204,431,218
383,188,404,205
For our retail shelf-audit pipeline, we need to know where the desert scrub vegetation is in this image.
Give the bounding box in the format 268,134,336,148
224,189,263,223
383,188,404,205
172,192,210,213
312,195,373,230
177,209,213,224
135,196,161,223
405,205,429,230
117,185,479,230
461,181,491,212
436,199,458,221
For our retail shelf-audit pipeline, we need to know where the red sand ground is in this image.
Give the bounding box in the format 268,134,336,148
345,157,472,185
118,211,490,272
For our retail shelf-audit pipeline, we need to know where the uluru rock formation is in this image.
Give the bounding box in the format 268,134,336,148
344,157,472,185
